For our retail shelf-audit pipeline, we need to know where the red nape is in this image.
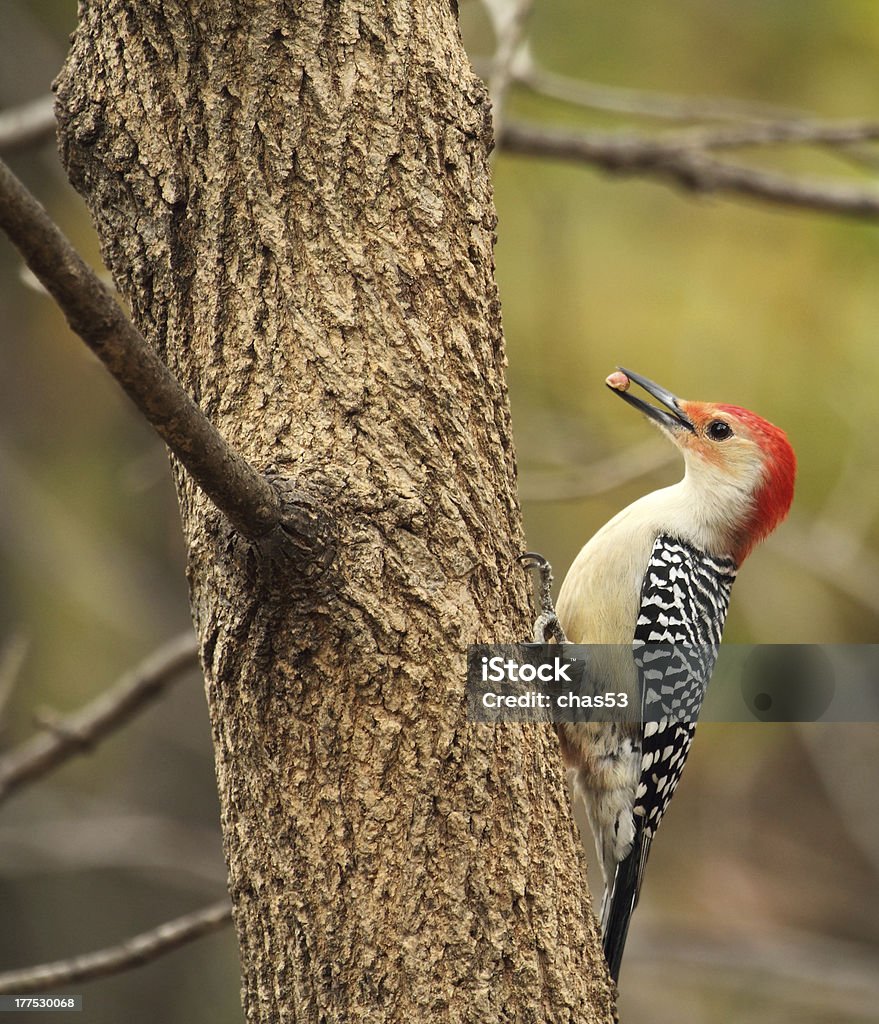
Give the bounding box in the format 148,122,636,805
717,404,796,560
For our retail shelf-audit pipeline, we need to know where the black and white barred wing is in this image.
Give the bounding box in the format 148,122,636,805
632,534,737,837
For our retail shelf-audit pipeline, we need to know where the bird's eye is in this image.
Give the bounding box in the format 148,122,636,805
707,420,733,441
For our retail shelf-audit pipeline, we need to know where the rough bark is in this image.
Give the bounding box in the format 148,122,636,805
55,2,614,1021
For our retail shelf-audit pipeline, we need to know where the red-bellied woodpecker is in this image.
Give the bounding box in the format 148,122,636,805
527,368,796,983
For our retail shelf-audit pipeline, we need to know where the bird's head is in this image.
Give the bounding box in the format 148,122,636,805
607,368,796,562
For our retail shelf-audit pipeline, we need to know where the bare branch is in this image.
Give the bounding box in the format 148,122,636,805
0,96,55,154
0,157,285,541
0,899,232,993
0,632,199,806
500,122,879,220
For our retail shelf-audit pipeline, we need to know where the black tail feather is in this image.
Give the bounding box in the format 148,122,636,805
601,837,647,983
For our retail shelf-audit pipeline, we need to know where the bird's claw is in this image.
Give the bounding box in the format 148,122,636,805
518,551,569,644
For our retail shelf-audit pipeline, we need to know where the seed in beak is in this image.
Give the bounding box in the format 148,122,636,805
606,370,630,392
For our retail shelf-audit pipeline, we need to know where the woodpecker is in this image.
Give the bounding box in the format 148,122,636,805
538,368,796,983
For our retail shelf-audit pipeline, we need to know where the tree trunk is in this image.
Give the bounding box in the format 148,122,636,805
55,2,614,1021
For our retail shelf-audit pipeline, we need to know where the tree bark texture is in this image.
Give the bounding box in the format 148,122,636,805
56,2,614,1021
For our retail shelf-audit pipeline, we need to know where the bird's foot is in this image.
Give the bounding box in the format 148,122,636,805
518,551,569,644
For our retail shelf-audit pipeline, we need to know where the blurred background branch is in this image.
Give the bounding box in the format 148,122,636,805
0,633,198,806
0,633,29,736
483,0,534,139
626,922,879,1020
772,519,879,618
0,899,232,994
0,96,54,155
495,44,816,123
0,801,226,888
518,438,676,502
478,0,879,220
500,123,879,219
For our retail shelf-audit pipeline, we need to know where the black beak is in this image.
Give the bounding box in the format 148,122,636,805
608,367,695,433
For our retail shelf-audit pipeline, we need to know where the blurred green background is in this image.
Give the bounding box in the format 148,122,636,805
1,1,878,1022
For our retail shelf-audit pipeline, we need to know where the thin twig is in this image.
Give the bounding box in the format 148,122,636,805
798,725,879,885
0,633,199,806
0,96,56,154
0,158,284,540
631,921,879,1014
735,516,879,626
813,400,879,549
507,50,818,124
0,633,29,733
771,519,879,617
500,122,879,220
0,899,232,993
670,119,879,151
0,810,226,887
520,440,676,503
832,144,879,173
483,52,879,149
